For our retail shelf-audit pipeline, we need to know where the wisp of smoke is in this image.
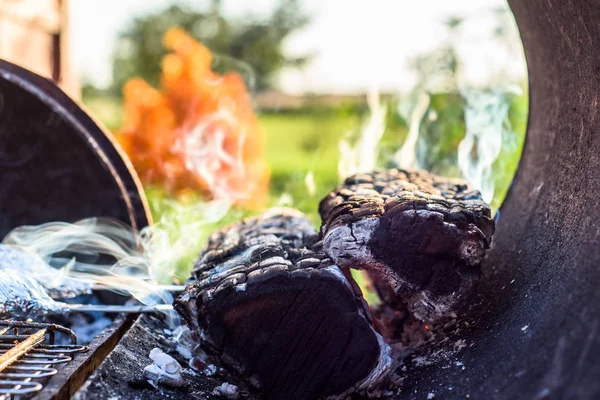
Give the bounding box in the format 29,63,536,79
177,107,250,204
1,209,238,308
3,218,171,306
146,198,233,284
338,88,387,179
304,171,316,197
394,92,431,169
458,88,519,203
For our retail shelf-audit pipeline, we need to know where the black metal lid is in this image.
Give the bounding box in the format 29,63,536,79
0,60,151,238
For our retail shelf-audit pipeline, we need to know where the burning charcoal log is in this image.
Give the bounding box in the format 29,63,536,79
191,208,319,280
175,209,393,400
319,168,495,323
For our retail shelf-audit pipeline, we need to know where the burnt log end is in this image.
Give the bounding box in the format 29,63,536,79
319,168,495,322
175,209,392,400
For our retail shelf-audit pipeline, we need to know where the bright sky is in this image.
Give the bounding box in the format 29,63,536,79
69,0,526,94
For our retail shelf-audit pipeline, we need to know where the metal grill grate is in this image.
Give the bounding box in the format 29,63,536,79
0,321,88,399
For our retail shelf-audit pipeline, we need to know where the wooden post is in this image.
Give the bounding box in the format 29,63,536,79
0,0,78,99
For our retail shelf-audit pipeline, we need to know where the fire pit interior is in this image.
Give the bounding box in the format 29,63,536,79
1,0,600,399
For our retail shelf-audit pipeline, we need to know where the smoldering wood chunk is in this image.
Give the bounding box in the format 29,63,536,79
192,208,319,280
319,168,495,323
176,209,392,400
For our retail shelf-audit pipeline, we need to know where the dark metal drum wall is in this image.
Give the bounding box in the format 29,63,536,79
0,60,150,238
397,1,600,398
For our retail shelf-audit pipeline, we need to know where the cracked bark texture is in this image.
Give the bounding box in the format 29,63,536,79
175,209,392,400
319,168,495,322
191,208,319,281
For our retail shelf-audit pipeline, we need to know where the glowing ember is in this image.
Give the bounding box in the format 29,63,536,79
118,27,269,209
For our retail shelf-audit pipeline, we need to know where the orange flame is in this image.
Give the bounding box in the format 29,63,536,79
118,27,269,209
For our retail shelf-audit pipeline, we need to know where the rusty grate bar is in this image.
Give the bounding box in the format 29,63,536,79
0,321,88,399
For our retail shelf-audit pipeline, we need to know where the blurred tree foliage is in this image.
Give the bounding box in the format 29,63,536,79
109,0,310,96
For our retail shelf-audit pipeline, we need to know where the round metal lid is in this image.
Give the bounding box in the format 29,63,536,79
0,60,151,238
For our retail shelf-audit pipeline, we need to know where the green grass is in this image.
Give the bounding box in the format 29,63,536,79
261,111,362,222
83,96,124,131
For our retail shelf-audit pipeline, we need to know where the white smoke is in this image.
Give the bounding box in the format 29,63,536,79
394,92,430,169
458,87,519,203
338,87,387,179
176,108,250,204
1,201,231,306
